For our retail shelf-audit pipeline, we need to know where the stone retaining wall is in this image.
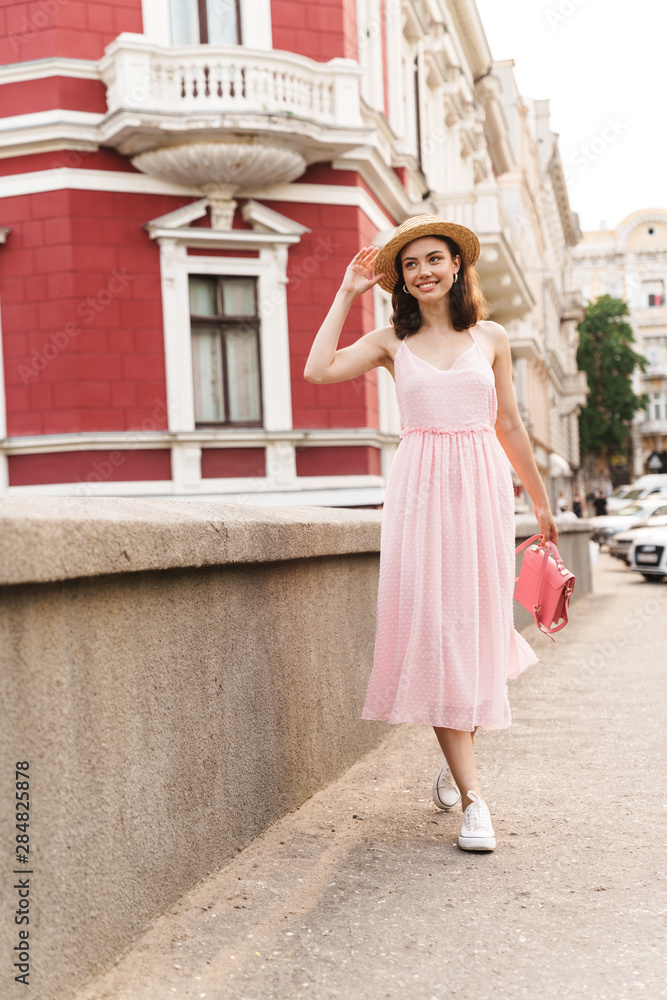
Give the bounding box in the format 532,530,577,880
0,498,591,999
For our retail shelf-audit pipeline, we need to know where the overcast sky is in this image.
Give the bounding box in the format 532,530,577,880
474,0,667,233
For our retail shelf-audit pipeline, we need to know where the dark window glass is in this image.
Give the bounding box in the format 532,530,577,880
189,275,262,427
170,0,241,45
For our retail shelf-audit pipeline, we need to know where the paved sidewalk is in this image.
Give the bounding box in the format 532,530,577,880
76,553,667,1000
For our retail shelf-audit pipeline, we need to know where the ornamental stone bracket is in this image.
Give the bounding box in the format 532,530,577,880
132,138,307,230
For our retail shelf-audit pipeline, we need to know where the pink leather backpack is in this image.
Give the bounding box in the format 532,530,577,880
514,534,575,642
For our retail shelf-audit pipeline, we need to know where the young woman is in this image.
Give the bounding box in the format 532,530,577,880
304,215,558,852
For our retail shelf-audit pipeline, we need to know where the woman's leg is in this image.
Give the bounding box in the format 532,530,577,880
433,726,480,811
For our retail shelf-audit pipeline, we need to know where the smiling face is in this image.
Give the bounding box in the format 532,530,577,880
399,236,460,297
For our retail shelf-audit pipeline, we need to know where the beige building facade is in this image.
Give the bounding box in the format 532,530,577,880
571,210,667,479
371,10,589,514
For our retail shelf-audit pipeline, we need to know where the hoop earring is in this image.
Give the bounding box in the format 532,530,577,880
453,272,459,283
403,284,409,293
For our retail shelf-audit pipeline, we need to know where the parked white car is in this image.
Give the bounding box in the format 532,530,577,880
606,484,640,512
608,513,667,563
628,526,667,581
590,495,667,546
606,474,667,512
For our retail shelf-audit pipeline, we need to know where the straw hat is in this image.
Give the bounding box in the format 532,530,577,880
373,214,480,294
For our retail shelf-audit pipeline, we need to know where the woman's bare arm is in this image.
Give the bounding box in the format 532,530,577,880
304,246,389,384
488,322,559,544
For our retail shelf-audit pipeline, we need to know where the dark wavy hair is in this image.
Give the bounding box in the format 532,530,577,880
390,235,489,339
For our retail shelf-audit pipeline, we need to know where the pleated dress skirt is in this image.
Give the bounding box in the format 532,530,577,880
361,327,539,731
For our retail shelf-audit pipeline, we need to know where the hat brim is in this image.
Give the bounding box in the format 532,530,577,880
373,216,480,294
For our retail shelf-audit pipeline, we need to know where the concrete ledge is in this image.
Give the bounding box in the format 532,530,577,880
0,497,382,585
0,499,592,1000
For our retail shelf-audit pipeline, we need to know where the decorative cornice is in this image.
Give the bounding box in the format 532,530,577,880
475,72,514,176
0,57,100,85
331,146,415,226
144,198,210,231
240,199,311,236
142,196,311,246
0,167,197,199
448,0,493,80
547,149,580,247
0,427,400,456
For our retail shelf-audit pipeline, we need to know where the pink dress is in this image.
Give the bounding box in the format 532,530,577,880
361,327,539,731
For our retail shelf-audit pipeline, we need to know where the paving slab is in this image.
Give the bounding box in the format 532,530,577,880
73,552,667,1000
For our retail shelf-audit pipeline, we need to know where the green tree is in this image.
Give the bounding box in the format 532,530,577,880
576,295,650,468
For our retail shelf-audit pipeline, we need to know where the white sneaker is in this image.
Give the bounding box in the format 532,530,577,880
458,790,496,851
432,759,461,811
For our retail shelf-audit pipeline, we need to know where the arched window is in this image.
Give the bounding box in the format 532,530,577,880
169,0,241,45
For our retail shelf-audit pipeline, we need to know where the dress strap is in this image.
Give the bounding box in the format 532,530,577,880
467,326,475,343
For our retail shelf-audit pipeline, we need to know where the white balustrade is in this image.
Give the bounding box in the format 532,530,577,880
100,34,363,128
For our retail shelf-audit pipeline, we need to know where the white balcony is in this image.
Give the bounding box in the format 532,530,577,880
639,418,667,436
557,372,589,415
504,318,543,362
561,290,586,324
642,363,667,379
98,34,370,162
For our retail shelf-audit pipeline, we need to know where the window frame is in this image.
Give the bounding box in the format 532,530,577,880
642,278,665,309
188,273,264,428
141,0,272,49
175,0,242,45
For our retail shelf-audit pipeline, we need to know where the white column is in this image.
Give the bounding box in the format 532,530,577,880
385,0,406,138
171,443,203,493
260,245,296,489
141,0,171,46
258,246,293,434
158,238,196,433
240,0,273,49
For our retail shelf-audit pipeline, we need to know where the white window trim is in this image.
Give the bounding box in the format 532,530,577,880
357,0,385,114
160,243,293,435
141,0,273,49
147,198,306,492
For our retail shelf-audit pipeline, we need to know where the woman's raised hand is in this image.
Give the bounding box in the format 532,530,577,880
340,246,386,299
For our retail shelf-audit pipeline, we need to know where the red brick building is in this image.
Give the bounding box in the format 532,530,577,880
1,1,572,505
0,0,409,503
